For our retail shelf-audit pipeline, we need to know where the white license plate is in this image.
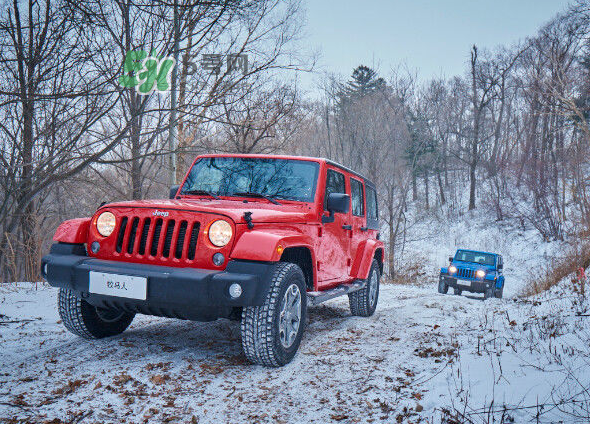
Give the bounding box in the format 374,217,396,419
89,271,147,300
457,280,471,285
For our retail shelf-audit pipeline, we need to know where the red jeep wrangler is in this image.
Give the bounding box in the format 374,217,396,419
42,154,384,366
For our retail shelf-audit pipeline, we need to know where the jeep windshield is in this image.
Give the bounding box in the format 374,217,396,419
454,250,495,266
180,157,319,202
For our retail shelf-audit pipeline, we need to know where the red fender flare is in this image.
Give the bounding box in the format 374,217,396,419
230,230,315,263
350,239,384,280
53,218,91,244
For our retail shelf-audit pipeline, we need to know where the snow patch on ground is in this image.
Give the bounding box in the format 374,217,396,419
2,279,590,423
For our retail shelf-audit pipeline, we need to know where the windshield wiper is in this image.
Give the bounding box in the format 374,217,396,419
181,189,220,200
232,192,281,205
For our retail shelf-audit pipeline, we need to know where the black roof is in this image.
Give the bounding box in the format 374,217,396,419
325,159,376,188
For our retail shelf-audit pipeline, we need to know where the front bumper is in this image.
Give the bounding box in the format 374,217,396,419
41,243,276,321
440,275,493,293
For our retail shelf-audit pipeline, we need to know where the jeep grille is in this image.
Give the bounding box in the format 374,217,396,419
457,268,474,279
115,216,200,261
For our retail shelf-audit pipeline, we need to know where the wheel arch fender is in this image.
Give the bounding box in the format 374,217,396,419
230,230,317,290
351,239,384,280
230,230,316,262
53,218,91,244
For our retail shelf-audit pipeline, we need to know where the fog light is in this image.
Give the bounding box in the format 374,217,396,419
229,283,242,298
90,241,100,254
212,252,225,266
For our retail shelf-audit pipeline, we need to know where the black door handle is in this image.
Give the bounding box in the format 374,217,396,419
342,225,352,230
360,226,368,231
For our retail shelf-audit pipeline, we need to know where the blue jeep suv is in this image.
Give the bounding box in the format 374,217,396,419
438,249,505,299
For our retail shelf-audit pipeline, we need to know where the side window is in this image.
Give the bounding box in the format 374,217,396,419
324,169,346,209
366,185,378,221
350,178,364,216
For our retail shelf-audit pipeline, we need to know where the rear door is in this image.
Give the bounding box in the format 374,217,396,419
316,167,351,285
349,177,366,276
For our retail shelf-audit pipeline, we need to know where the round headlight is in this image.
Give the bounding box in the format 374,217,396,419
208,220,232,247
96,212,116,237
476,269,486,279
448,266,457,274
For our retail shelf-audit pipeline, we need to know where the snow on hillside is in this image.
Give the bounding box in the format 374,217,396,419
396,205,566,297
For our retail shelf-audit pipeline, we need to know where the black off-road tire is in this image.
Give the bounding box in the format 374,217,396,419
58,288,135,339
454,287,462,296
349,259,380,317
241,262,307,367
438,277,449,294
484,288,494,300
495,286,504,299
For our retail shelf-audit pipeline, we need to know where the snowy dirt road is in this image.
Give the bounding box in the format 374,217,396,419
1,282,589,423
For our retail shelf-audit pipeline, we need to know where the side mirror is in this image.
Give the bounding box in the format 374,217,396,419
327,193,350,214
449,256,453,263
169,184,180,199
322,193,350,224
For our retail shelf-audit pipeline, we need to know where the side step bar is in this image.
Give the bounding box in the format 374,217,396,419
307,280,366,306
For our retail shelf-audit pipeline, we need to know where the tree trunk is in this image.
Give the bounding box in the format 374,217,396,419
469,46,479,211
437,170,446,205
424,171,429,209
469,156,476,210
19,0,38,281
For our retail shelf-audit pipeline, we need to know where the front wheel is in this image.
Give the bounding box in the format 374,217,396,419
349,259,380,317
58,288,135,339
454,288,462,296
438,277,449,294
495,286,504,299
241,262,307,367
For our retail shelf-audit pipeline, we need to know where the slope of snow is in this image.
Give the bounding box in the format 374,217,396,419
2,280,589,423
395,206,566,297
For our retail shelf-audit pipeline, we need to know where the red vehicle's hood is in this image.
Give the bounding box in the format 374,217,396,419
101,198,317,224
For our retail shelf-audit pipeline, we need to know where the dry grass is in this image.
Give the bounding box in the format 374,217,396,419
389,255,430,286
521,238,590,297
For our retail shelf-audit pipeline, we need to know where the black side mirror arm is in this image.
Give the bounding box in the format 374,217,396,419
322,211,335,224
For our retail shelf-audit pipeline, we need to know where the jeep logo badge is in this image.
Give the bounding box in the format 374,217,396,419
152,210,169,217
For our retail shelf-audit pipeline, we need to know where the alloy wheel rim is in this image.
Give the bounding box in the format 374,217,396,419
279,284,302,348
369,269,378,306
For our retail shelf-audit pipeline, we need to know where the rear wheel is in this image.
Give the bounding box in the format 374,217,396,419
58,288,135,339
438,277,449,294
349,259,380,317
241,262,307,367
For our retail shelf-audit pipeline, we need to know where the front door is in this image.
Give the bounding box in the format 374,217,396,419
317,168,351,286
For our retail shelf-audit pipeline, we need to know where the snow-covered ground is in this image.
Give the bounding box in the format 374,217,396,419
2,279,590,423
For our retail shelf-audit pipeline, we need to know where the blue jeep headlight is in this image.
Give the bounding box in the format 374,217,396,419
475,269,486,279
449,265,457,274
